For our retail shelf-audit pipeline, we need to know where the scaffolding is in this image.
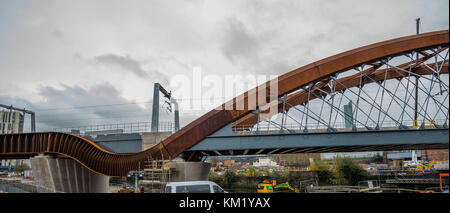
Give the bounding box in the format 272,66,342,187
142,159,175,193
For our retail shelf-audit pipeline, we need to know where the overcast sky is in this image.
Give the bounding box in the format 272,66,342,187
0,0,448,131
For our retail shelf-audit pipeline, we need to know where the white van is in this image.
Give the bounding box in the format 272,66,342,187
165,181,227,193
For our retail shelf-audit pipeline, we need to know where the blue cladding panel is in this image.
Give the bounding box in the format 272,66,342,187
87,133,142,153
188,129,449,151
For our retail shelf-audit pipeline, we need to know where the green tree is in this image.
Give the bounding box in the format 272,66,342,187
284,167,301,186
209,171,224,186
369,154,384,164
333,157,368,185
262,168,271,177
269,169,281,182
14,164,30,174
245,166,258,179
334,158,347,185
223,169,238,188
316,163,333,185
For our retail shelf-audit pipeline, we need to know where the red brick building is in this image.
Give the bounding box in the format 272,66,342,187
421,149,449,161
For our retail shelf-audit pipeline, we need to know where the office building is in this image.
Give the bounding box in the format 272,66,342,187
0,110,24,134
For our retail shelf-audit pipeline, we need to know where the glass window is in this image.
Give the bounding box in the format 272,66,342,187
213,185,225,193
176,184,211,193
165,186,172,193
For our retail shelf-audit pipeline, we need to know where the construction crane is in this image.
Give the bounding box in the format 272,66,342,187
0,103,35,132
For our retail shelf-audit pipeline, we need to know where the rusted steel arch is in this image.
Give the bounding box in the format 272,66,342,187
233,63,449,130
158,30,449,159
0,30,448,177
232,48,449,130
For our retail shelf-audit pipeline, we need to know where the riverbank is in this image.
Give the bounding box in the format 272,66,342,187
0,177,55,193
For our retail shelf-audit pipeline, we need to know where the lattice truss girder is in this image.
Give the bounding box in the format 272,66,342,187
233,46,449,133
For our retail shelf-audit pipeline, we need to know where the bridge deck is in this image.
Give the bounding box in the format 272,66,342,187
187,128,449,156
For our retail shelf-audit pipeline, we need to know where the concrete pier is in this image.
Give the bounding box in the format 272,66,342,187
141,132,172,151
30,155,109,193
168,161,211,182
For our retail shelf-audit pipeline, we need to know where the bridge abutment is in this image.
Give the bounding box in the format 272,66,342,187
30,155,109,193
167,161,211,182
142,132,172,151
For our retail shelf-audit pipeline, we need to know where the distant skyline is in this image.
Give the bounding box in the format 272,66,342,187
0,0,449,131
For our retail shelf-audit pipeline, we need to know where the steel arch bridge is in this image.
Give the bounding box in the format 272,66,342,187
0,30,449,177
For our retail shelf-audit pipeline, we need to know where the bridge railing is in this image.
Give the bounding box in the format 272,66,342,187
39,121,175,136
233,119,449,133
26,118,449,136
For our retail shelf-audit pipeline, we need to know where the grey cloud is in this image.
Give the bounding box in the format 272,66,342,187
0,95,33,111
217,0,449,78
221,17,261,65
94,54,149,78
91,53,170,85
52,28,63,39
219,16,296,76
0,83,162,130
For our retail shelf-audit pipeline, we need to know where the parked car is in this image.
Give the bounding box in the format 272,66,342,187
165,181,227,193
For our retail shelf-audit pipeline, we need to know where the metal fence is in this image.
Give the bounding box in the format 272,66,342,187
48,121,175,136
233,119,449,133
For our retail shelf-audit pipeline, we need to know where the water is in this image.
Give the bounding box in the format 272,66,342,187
0,183,30,193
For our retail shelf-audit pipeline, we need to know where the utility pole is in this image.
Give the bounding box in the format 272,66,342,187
151,83,161,132
135,162,140,193
151,83,180,133
413,17,420,128
412,18,421,167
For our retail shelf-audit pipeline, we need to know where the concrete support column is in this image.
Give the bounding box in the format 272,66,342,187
141,132,171,151
30,155,109,193
168,162,211,182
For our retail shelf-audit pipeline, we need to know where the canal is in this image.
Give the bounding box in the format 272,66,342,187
0,183,30,193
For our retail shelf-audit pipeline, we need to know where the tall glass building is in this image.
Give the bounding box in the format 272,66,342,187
0,110,24,133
